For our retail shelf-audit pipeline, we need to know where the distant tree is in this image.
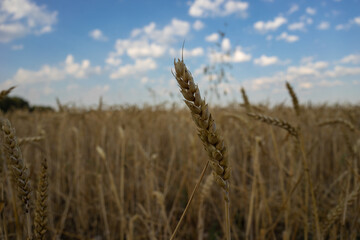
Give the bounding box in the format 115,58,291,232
30,105,55,112
0,96,30,113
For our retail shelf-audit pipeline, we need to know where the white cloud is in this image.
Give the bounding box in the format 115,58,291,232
64,55,101,78
110,58,157,79
169,47,204,58
205,32,219,42
244,74,282,90
2,54,101,87
243,57,360,91
254,16,287,33
335,24,350,31
287,66,318,76
107,18,189,64
340,54,360,64
306,7,316,15
354,17,360,25
318,80,343,87
36,25,51,34
193,20,204,30
266,35,272,41
325,66,360,77
194,65,206,76
11,44,23,50
89,29,107,41
107,18,191,80
287,4,299,15
254,55,279,66
299,82,313,89
209,46,251,63
335,17,360,31
130,19,190,45
287,61,328,76
276,32,299,42
308,61,329,69
189,0,249,18
221,38,231,51
114,39,166,59
317,21,330,30
105,54,122,66
233,47,252,62
288,22,306,31
141,77,149,84
0,0,57,43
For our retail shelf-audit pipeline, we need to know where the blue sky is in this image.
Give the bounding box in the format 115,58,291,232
0,0,359,107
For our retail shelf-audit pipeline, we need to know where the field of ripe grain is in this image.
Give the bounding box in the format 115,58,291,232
1,98,359,239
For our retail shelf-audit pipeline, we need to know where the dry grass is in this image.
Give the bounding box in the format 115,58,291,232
0,84,359,239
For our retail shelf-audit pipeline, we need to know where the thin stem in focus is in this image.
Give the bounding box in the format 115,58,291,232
169,161,209,240
225,196,231,240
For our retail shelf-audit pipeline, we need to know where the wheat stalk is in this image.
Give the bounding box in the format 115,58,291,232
96,145,125,239
318,119,357,133
1,118,33,238
18,136,45,146
247,113,298,137
285,82,301,116
171,57,231,239
34,158,48,240
322,185,360,234
197,174,214,240
247,112,322,239
0,86,16,100
240,87,251,112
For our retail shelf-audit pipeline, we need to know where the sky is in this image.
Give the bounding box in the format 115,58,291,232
0,0,360,107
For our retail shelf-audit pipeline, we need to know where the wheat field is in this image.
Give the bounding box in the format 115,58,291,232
0,65,360,239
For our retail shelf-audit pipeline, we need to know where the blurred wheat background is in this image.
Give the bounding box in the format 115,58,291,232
1,83,359,239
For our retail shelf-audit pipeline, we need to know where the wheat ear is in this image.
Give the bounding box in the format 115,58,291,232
18,136,45,146
240,87,251,112
321,185,360,234
34,158,48,240
0,86,16,100
318,119,357,133
247,113,298,137
172,57,231,239
247,112,322,238
1,119,33,238
285,82,301,116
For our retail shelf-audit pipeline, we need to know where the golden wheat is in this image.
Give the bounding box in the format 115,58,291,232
285,81,301,117
318,118,357,132
173,57,231,239
247,112,298,137
34,158,48,240
0,86,16,100
1,118,33,238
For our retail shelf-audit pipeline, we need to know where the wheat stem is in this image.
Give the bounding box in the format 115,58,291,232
34,158,48,240
169,161,209,240
1,119,32,239
173,56,231,239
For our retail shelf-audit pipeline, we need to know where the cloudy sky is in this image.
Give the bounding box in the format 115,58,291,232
0,0,359,107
